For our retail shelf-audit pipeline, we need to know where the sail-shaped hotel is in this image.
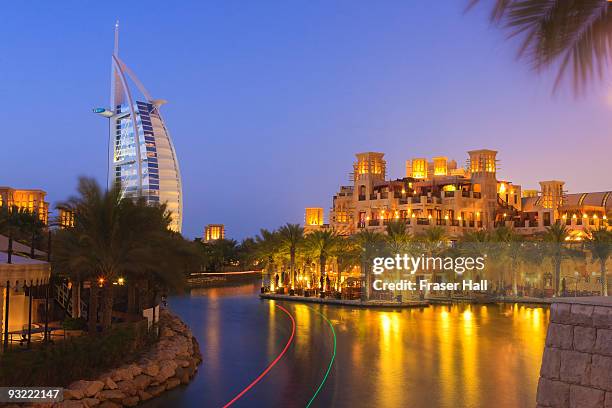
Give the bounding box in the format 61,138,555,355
96,22,183,232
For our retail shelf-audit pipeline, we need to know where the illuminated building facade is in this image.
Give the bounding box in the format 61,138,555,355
204,224,225,242
0,187,48,224
58,208,75,229
98,23,183,232
304,208,325,234
317,150,610,239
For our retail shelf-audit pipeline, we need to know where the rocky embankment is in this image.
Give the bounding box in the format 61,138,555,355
51,310,201,408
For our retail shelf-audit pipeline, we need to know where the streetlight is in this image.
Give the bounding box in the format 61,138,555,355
93,108,114,189
573,271,579,297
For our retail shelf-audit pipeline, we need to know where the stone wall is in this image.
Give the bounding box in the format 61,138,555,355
536,297,612,408
53,310,202,408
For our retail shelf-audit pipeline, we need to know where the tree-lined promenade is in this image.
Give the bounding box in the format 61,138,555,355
201,221,611,300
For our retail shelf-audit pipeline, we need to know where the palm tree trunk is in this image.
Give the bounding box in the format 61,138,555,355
101,285,114,330
320,255,326,295
360,260,368,302
512,258,519,296
290,249,296,288
554,258,561,296
601,259,608,297
88,286,98,334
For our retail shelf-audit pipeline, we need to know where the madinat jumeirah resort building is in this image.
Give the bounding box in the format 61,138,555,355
300,150,611,296
305,149,610,239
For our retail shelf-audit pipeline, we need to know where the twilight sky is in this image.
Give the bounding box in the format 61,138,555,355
2,1,611,240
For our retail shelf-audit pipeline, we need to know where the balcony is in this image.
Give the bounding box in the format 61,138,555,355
473,192,482,199
444,191,455,198
368,220,380,226
358,195,366,201
462,191,470,198
369,194,378,200
417,218,430,225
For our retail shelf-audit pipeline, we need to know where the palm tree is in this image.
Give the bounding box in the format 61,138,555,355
304,230,342,296
335,238,360,293
0,205,42,263
255,229,281,288
459,229,491,283
492,226,524,296
53,177,193,331
471,0,612,94
352,229,384,301
585,227,611,296
417,226,449,285
541,222,584,296
277,223,304,288
385,220,412,298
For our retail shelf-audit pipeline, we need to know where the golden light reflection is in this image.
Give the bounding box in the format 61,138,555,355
377,312,403,407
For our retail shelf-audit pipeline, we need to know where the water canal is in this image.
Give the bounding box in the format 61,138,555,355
145,281,548,408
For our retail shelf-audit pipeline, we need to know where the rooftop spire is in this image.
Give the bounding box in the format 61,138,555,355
114,20,119,56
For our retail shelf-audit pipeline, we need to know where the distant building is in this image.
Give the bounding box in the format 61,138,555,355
304,208,325,234
96,22,183,232
58,208,75,229
204,224,225,242
0,187,48,224
305,149,610,239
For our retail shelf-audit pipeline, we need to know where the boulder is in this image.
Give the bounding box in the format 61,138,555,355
116,380,137,396
137,390,153,402
96,390,126,403
176,359,190,368
112,367,134,382
121,396,140,407
97,402,121,408
68,380,104,398
165,377,181,390
142,362,160,377
103,378,118,390
63,389,84,400
175,366,190,384
127,364,142,377
81,398,100,408
154,364,176,383
146,385,166,397
132,374,153,390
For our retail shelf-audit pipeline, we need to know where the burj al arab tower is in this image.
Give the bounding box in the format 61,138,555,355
96,22,183,232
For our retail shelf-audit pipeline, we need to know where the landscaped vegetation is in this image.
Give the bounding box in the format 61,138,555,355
0,178,201,386
215,220,612,299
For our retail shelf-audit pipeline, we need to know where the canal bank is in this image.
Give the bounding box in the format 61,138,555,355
260,293,429,308
57,310,202,407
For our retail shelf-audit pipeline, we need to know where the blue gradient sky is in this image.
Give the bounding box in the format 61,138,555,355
2,1,611,240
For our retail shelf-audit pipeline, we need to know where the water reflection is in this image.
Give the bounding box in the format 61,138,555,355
147,282,548,408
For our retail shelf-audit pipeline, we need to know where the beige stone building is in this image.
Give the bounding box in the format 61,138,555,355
204,224,225,242
0,187,49,225
306,149,610,239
